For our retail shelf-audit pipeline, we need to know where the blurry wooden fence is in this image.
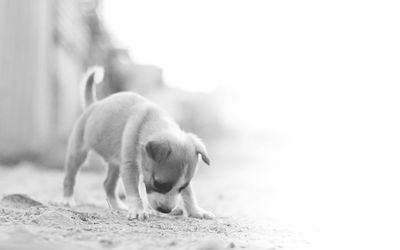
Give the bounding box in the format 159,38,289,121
0,0,91,166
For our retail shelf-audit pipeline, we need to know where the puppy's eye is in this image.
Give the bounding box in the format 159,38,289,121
178,182,189,192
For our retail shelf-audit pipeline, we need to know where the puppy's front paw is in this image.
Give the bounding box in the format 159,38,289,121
187,207,215,220
128,208,150,221
170,207,185,216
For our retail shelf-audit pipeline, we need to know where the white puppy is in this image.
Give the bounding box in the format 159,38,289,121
62,67,214,220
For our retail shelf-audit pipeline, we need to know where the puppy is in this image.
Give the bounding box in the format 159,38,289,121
63,66,214,220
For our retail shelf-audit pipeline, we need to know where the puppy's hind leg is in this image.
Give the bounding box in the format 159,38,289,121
104,163,128,210
63,123,88,206
63,149,87,206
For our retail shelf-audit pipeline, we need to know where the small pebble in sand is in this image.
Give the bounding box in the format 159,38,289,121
168,240,177,246
99,238,115,248
227,241,236,248
196,239,224,250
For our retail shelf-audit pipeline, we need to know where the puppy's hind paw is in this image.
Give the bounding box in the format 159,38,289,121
188,208,215,220
106,197,128,211
60,197,76,207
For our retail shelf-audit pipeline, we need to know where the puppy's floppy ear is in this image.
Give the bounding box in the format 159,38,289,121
189,133,211,166
145,139,172,163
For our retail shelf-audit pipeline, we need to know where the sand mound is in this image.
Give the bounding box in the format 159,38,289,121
0,194,44,209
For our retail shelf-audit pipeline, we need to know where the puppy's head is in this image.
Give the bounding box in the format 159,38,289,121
141,132,210,213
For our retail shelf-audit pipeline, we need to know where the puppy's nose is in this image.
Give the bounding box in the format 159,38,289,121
156,206,171,214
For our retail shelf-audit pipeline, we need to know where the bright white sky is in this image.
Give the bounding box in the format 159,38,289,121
103,0,399,91
102,0,400,130
103,1,400,249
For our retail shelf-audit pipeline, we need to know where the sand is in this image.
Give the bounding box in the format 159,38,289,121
0,161,309,250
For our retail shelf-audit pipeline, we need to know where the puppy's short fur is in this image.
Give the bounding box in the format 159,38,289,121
63,66,214,220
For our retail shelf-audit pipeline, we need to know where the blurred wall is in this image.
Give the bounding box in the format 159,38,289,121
0,0,54,163
0,0,99,165
54,0,91,137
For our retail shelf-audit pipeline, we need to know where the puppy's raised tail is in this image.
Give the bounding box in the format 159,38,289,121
80,66,105,109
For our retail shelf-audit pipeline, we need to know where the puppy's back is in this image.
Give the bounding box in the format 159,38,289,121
83,92,150,160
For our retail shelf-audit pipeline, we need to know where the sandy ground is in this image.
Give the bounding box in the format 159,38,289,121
0,138,311,250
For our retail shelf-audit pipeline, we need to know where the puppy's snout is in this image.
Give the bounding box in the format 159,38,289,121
153,180,173,194
156,206,172,213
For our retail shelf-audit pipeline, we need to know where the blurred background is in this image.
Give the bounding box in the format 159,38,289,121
0,0,227,167
0,0,400,249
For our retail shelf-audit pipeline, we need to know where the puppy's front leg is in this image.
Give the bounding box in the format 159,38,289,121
120,118,150,220
121,162,149,220
182,183,215,219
